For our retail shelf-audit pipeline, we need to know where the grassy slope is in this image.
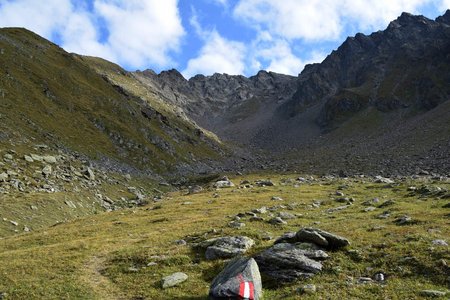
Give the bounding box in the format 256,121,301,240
0,173,448,299
0,28,223,174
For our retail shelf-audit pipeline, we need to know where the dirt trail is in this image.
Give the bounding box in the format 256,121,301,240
80,255,126,300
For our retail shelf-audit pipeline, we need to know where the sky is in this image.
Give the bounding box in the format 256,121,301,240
0,0,449,79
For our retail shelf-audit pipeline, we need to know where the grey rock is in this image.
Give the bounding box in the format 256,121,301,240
374,176,394,184
255,180,274,187
271,196,283,201
209,257,262,300
214,180,235,188
254,243,323,282
3,154,13,160
252,207,267,214
42,155,57,164
296,228,350,249
379,199,396,208
84,167,95,181
269,217,287,225
200,236,255,260
432,239,448,247
30,154,43,162
229,221,245,228
42,165,52,176
161,272,188,289
299,284,317,294
0,172,8,182
395,215,412,225
24,155,34,162
364,206,377,212
188,185,203,194
274,232,297,244
278,212,296,220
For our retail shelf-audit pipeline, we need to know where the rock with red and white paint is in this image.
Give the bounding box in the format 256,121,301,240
209,257,262,300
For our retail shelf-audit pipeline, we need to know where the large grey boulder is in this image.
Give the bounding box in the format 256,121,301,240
254,243,324,282
199,236,255,260
209,257,262,300
296,228,350,249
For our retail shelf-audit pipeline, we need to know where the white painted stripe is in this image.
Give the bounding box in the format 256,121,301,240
243,281,250,299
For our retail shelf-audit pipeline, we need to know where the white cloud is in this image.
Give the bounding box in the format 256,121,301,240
93,0,185,68
234,0,440,42
0,0,73,37
182,30,246,78
0,0,185,70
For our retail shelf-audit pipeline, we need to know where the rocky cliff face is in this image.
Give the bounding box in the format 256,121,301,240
132,69,297,143
283,11,450,128
134,11,450,175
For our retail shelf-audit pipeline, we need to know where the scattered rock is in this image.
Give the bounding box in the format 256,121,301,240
374,176,394,184
24,155,34,162
269,217,287,225
395,215,412,225
214,180,235,188
175,239,187,246
296,228,350,250
255,180,274,187
274,232,297,244
9,220,18,226
161,272,188,289
3,154,13,160
42,155,57,164
228,221,245,229
188,185,203,194
271,196,283,201
378,199,396,208
199,236,255,260
432,239,448,247
209,257,262,300
298,284,317,294
252,207,267,214
357,277,373,284
254,243,323,282
278,212,296,220
0,173,8,182
42,165,53,176
30,154,43,162
364,206,377,212
84,167,95,181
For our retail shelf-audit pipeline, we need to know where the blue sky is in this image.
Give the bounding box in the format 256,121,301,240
0,0,448,78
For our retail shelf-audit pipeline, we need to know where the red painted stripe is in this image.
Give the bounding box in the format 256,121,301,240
239,282,245,298
249,281,254,299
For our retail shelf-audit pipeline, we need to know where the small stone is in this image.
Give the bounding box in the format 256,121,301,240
395,215,412,225
432,240,448,247
278,212,296,220
335,191,345,196
30,154,43,162
42,165,52,176
175,239,187,246
373,272,385,282
42,155,57,164
161,272,188,289
23,226,30,232
3,154,13,160
0,173,8,182
10,220,18,226
358,277,373,284
271,196,283,201
419,290,447,297
24,155,34,162
253,207,267,214
364,206,377,212
229,221,245,228
214,180,235,188
269,217,287,225
188,185,203,194
299,284,317,294
379,199,396,208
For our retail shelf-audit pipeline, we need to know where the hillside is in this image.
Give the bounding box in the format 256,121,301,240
0,28,228,178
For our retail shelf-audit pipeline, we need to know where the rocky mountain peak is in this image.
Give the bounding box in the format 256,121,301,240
436,9,450,24
387,12,433,29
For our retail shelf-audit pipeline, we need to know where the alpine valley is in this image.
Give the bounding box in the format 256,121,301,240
0,11,449,300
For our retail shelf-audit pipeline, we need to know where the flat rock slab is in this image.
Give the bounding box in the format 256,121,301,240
209,257,262,300
198,236,255,260
296,228,350,249
161,272,188,289
254,243,324,282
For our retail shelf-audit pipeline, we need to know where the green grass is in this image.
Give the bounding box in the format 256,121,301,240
0,173,448,299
